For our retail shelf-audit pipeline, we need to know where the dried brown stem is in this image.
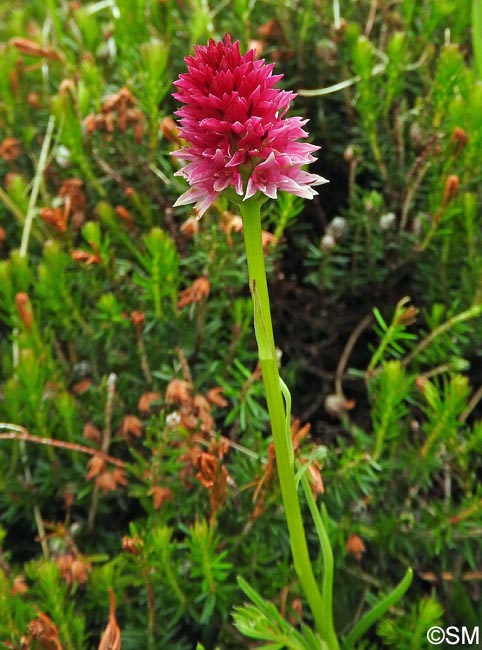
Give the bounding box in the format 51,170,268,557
459,384,482,423
335,313,373,398
0,423,126,468
364,0,378,37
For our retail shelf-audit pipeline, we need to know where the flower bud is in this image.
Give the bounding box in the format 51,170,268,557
379,212,396,231
442,174,459,206
15,292,33,330
321,233,336,252
450,126,468,153
409,121,424,152
326,216,348,240
343,144,356,163
122,536,143,555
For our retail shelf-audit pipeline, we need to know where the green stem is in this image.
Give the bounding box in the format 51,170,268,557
139,552,156,650
240,197,331,643
300,470,338,650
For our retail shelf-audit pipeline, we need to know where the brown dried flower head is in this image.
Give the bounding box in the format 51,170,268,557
84,86,145,144
345,534,365,561
71,558,91,584
261,230,277,252
220,211,243,245
86,455,105,480
11,37,60,61
0,137,21,161
180,215,200,237
56,553,91,585
148,486,174,510
115,205,135,229
70,378,92,394
307,463,325,498
15,292,34,330
290,419,311,454
59,178,87,227
98,589,121,650
415,375,428,393
12,575,28,596
165,378,192,405
160,116,182,145
206,386,228,408
28,612,62,650
83,114,98,135
122,536,144,555
95,468,128,494
83,422,102,444
193,394,214,431
196,452,219,489
117,414,143,443
396,304,419,326
177,277,210,308
442,174,459,206
71,249,101,265
129,310,145,329
211,437,231,460
103,87,133,115
196,452,229,520
40,206,68,233
450,126,468,153
138,391,161,415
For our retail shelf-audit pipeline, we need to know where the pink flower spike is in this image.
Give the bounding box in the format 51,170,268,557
172,34,327,216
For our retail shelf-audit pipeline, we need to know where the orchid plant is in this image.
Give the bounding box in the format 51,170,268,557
172,35,412,649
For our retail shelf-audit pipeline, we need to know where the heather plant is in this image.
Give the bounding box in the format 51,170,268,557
0,1,482,650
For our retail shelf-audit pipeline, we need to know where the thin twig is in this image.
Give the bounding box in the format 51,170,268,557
399,134,438,231
88,374,117,531
335,313,373,398
347,157,358,205
333,0,341,30
136,330,153,385
102,373,117,454
401,304,482,368
298,50,428,97
459,384,482,423
175,346,193,385
364,0,378,37
20,115,55,256
0,424,126,468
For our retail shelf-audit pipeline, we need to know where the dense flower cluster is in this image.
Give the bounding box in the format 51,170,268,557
172,35,327,217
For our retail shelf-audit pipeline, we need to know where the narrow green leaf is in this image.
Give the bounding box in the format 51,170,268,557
344,568,413,648
473,0,482,78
